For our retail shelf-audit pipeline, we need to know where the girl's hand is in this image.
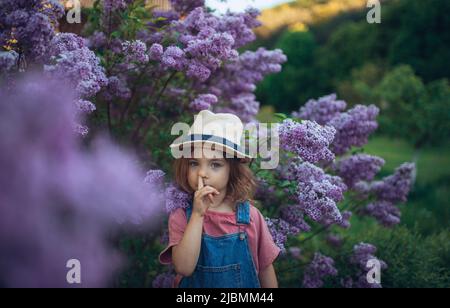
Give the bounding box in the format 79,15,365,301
193,176,220,217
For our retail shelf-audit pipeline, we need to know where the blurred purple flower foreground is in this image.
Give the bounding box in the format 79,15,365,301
0,75,164,287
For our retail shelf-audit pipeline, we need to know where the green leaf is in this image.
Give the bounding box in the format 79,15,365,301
274,113,288,120
111,31,121,39
280,180,291,188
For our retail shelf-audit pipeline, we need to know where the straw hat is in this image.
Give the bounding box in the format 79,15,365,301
170,110,253,163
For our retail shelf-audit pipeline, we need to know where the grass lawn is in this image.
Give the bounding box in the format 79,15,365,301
362,136,450,185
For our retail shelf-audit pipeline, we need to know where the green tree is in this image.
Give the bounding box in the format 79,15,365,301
373,65,427,146
256,30,327,112
387,0,450,82
341,64,450,148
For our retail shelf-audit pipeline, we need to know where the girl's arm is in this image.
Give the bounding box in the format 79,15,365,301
173,179,219,277
172,211,204,277
259,264,278,288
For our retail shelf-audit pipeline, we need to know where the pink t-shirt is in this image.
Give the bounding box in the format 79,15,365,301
159,200,281,287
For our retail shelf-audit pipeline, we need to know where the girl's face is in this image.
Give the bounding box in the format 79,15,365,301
187,148,230,194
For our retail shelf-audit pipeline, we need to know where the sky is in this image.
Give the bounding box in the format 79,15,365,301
205,0,293,14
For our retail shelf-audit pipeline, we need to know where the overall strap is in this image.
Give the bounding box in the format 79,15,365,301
186,199,193,222
236,200,250,225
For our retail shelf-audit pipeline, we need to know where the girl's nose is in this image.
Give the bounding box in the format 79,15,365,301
198,169,208,178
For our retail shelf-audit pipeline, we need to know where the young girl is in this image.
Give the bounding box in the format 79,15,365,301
159,110,280,288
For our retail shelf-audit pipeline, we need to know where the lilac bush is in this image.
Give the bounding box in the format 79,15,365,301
258,93,414,287
78,3,286,150
0,0,107,136
0,74,164,287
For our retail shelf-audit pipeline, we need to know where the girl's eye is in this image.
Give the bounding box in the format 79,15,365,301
188,161,222,168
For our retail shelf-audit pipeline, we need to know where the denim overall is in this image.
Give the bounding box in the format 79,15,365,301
178,200,261,288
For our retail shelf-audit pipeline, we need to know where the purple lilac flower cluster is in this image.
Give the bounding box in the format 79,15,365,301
333,154,385,189
149,7,250,82
213,48,287,122
320,210,352,228
44,33,108,135
190,94,219,111
291,94,379,155
278,119,336,164
289,161,347,225
103,75,132,101
329,105,379,155
280,205,311,233
144,169,166,186
122,40,149,65
0,0,64,62
265,217,300,253
359,162,416,227
348,243,387,288
165,183,192,214
292,94,347,125
302,252,338,288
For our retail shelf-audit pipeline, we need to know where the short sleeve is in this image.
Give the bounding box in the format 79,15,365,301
255,208,281,271
159,208,187,265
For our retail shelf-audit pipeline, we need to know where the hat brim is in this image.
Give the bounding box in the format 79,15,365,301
170,140,253,163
